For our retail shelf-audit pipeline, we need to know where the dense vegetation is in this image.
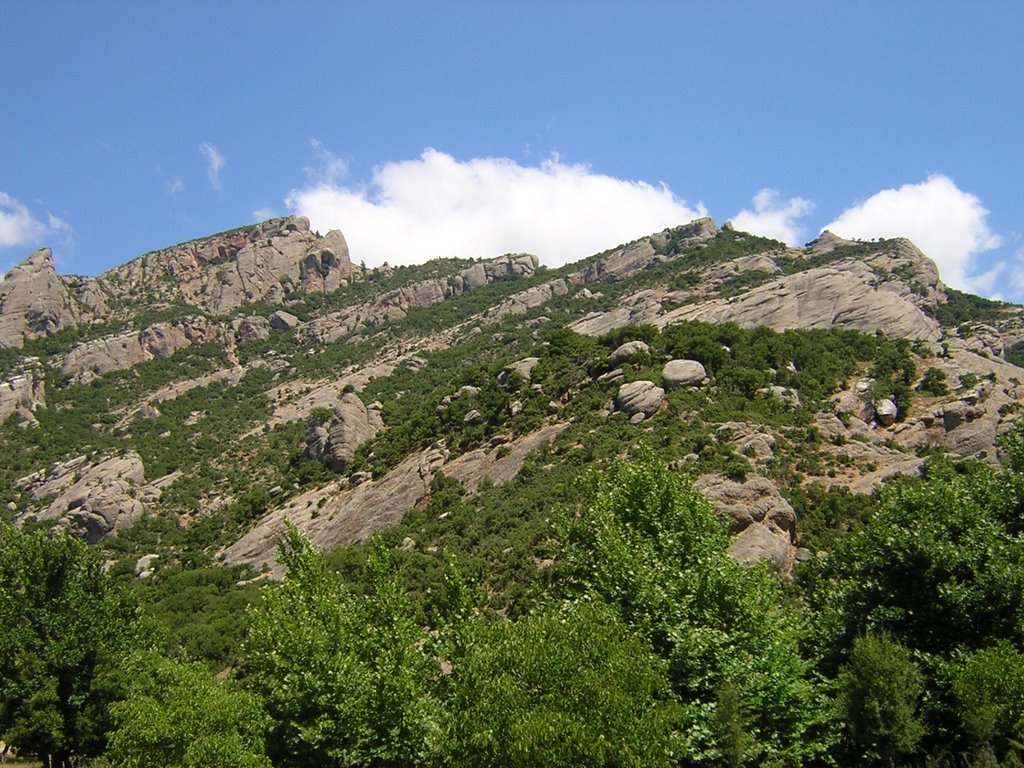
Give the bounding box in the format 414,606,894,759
5,222,1024,766
5,442,1024,767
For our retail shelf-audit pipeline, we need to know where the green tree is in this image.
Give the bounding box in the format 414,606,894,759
241,526,438,768
916,366,949,396
107,652,270,768
559,451,832,766
806,459,1024,663
837,632,925,768
949,642,1024,764
441,601,679,768
0,522,145,768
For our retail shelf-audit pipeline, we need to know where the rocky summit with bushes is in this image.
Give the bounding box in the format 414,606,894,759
4,215,1024,767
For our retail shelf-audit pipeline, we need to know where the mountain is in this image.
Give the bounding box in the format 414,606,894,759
2,215,1023,581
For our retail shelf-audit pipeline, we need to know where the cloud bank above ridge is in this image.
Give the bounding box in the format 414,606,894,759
822,174,1003,295
285,149,707,268
284,149,1008,299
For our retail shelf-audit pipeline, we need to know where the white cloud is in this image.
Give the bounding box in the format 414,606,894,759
730,189,814,245
824,174,1002,293
306,140,348,185
252,207,276,222
285,148,706,267
168,178,184,197
0,192,68,248
199,142,225,191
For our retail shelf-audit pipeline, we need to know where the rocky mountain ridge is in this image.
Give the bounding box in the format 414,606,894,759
3,215,1024,579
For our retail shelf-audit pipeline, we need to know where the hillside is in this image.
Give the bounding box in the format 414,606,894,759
5,215,1024,766
3,215,1022,569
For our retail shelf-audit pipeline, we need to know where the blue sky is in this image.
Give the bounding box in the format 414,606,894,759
3,1,1023,300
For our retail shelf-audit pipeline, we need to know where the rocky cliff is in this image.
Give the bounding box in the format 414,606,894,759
0,217,354,348
3,215,1023,581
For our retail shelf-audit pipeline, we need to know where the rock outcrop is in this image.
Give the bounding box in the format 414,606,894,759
99,217,352,315
304,393,385,472
658,260,941,340
695,473,796,567
570,233,945,342
662,359,707,389
0,248,95,347
0,219,355,347
16,452,163,543
60,320,225,381
615,380,665,419
0,365,45,422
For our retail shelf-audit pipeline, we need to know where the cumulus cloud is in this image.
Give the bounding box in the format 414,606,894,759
306,140,348,185
824,174,1002,293
199,142,225,191
285,148,707,267
0,192,68,248
730,189,814,245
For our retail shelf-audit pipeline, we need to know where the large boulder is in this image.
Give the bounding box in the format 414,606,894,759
662,359,707,390
269,310,300,331
608,341,650,367
874,398,899,426
18,452,161,543
615,380,664,418
695,474,796,536
728,524,791,566
497,357,541,386
305,393,384,472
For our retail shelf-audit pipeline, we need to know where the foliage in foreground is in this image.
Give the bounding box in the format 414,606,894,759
559,452,833,766
107,652,271,768
7,440,1024,767
0,523,144,768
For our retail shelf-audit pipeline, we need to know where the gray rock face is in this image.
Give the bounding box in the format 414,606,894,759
60,320,224,381
368,254,541,326
608,341,650,366
0,367,45,422
660,260,941,341
17,452,161,543
695,474,796,536
696,473,796,568
300,229,352,294
0,219,359,348
662,359,706,390
615,380,665,417
100,217,350,315
570,235,945,343
449,253,538,294
484,278,567,321
220,447,448,574
584,218,719,284
269,310,300,332
444,423,568,492
232,316,271,343
0,248,87,347
716,422,776,460
304,393,384,472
